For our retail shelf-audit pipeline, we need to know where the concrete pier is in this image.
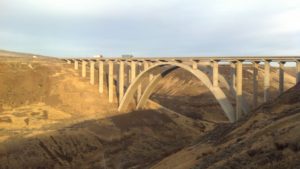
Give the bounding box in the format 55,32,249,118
99,60,104,94
143,61,149,70
236,60,243,120
143,61,152,81
128,68,131,84
90,61,95,85
297,60,300,83
230,62,236,94
74,60,78,70
279,62,285,94
264,60,271,102
137,63,142,100
108,61,114,103
81,60,87,77
212,60,219,87
131,61,136,82
252,62,259,108
149,62,154,80
119,61,125,103
192,61,198,70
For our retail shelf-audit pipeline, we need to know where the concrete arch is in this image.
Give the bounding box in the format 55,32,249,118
136,64,250,118
118,62,236,122
136,66,178,109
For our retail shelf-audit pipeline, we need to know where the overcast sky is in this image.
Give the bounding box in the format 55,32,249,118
1,0,300,57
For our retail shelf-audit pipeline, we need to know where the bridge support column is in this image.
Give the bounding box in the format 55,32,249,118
279,62,285,94
131,61,136,82
149,62,154,80
143,61,152,82
143,61,149,70
212,60,219,87
297,60,300,83
128,67,131,84
108,61,114,103
137,62,142,100
90,61,95,85
236,60,243,120
192,61,198,69
67,60,71,64
99,60,104,94
264,60,271,102
81,60,87,77
74,60,78,70
252,62,259,108
119,61,125,103
230,61,236,94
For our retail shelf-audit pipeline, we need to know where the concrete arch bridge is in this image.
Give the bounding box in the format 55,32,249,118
64,57,300,122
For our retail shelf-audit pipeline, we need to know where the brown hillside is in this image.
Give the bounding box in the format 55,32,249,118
152,83,300,169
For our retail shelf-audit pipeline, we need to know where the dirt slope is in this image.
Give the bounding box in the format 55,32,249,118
152,82,300,169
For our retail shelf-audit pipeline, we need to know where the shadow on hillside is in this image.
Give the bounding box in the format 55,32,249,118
0,107,210,169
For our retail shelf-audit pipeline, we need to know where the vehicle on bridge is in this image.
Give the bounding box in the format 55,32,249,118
122,54,134,58
93,55,103,58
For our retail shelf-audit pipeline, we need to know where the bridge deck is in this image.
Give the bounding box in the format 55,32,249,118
66,56,300,62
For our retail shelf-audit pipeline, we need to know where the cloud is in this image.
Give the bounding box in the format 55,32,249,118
0,0,300,56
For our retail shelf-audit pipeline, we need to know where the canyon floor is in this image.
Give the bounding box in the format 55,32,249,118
0,50,299,169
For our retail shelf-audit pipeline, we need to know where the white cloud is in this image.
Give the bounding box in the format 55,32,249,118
269,9,300,34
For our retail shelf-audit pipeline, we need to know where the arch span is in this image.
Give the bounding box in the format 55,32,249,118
136,66,178,109
118,62,236,122
136,65,251,115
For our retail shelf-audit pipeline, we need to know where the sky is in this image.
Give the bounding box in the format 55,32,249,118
1,0,300,57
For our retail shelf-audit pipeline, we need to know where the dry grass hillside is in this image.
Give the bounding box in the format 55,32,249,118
0,50,298,169
152,82,300,169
